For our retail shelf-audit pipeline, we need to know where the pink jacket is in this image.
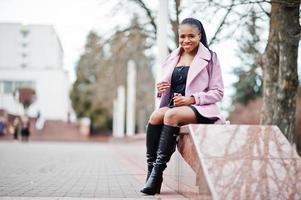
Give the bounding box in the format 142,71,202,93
158,43,226,124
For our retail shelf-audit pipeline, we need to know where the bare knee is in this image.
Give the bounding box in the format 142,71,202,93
163,109,179,125
149,110,164,125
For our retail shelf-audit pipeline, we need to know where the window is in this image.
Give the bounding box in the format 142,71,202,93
20,29,29,38
0,81,35,94
3,81,13,94
22,42,28,48
0,82,4,94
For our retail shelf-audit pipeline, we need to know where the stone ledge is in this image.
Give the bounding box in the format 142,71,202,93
164,124,301,200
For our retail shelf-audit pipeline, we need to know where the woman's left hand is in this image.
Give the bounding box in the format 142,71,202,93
173,94,195,107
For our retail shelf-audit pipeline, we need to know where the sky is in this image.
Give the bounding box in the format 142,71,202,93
0,0,300,115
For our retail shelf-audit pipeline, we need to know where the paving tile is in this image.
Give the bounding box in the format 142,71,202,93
0,141,187,199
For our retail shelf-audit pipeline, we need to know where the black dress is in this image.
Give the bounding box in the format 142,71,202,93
168,66,212,124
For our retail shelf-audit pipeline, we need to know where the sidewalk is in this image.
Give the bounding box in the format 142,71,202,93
0,139,187,199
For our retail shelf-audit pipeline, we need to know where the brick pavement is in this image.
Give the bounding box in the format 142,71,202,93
0,140,187,199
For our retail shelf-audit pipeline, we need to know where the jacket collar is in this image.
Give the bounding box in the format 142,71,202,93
161,42,212,87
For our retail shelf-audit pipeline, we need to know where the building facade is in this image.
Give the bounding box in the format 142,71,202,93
0,23,71,121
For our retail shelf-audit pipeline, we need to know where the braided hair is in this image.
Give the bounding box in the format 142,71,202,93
180,18,209,49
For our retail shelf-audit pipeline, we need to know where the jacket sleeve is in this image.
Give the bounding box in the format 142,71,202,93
191,52,224,105
155,54,173,99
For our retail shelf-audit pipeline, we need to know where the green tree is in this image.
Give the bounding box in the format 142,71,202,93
70,32,112,132
71,18,154,133
232,10,263,105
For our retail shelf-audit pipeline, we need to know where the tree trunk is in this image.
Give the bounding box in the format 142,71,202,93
261,0,300,143
171,0,181,47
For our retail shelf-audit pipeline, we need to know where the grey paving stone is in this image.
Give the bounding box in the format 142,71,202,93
0,141,187,199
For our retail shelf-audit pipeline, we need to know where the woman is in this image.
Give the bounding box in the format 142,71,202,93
13,117,20,140
140,18,226,195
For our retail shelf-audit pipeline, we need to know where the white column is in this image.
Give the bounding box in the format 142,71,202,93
113,86,125,138
126,60,136,136
155,0,169,108
112,99,117,137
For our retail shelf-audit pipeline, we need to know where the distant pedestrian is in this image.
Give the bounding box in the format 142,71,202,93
0,116,6,136
21,116,30,142
13,117,21,140
35,111,44,130
140,18,226,195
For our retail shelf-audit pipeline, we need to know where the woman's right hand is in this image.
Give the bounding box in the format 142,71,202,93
156,81,170,95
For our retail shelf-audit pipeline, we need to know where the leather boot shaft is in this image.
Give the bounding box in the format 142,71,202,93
145,123,162,181
154,125,179,169
146,123,162,165
141,124,179,195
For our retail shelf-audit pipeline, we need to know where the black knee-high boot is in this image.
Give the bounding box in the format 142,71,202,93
140,124,179,195
145,123,163,182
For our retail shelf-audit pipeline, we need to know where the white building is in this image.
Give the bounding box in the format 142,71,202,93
0,23,72,121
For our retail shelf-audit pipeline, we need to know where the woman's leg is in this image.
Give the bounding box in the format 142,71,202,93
163,106,197,126
145,107,170,182
141,106,197,195
148,107,170,125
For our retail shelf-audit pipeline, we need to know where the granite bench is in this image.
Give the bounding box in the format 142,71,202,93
164,124,301,200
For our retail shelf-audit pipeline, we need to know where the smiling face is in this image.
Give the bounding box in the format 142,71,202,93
178,24,201,54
